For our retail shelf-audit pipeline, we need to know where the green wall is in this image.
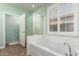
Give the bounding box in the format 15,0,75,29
33,7,47,34
5,14,19,43
0,4,26,48
25,13,33,35
26,6,47,35
34,6,47,16
0,3,48,48
0,12,4,47
25,5,50,35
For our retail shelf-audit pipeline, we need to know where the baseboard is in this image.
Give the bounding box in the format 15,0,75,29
9,42,19,45
0,46,5,49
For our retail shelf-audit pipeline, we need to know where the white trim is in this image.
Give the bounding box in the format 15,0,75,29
3,12,23,48
44,16,46,35
9,42,19,45
19,13,26,47
3,12,5,48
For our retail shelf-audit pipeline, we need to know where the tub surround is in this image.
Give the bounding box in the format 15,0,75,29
27,35,79,56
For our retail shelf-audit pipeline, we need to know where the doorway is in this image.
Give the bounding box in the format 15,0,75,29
4,12,26,48
5,13,19,46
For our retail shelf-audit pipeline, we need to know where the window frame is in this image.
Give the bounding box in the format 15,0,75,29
47,4,79,37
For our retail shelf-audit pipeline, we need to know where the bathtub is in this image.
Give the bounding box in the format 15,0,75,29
29,38,66,56
30,42,63,56
27,35,78,56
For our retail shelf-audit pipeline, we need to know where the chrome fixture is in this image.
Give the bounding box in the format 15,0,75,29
64,42,79,56
64,42,72,56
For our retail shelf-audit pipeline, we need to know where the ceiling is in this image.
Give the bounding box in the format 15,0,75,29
9,3,52,12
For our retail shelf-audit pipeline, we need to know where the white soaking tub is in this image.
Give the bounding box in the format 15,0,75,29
29,39,66,56
27,35,79,56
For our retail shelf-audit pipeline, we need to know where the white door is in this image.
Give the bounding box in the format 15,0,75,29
19,14,25,47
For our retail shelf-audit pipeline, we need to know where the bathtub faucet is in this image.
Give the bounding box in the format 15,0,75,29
64,42,72,56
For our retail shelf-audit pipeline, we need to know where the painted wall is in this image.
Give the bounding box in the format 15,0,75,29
0,3,48,48
33,13,45,34
33,6,47,34
5,14,19,43
25,13,33,35
26,6,47,35
0,4,26,48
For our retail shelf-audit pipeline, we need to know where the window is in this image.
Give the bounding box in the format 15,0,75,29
50,24,58,32
48,12,74,32
60,23,65,32
49,17,58,32
47,4,77,36
66,23,74,32
60,14,74,32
